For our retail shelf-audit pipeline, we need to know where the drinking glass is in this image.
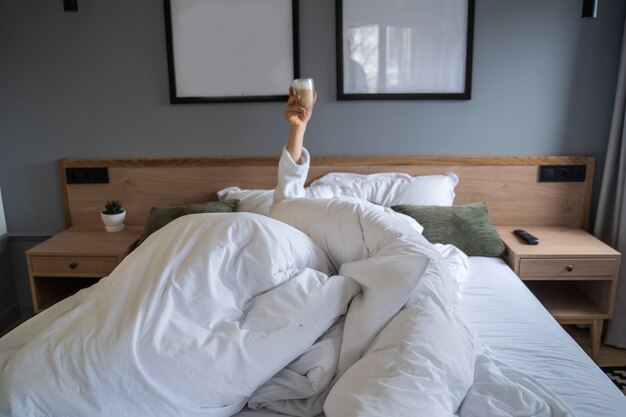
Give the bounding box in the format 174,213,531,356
292,78,315,110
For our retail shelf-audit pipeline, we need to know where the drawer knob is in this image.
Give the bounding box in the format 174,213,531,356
565,265,574,272
69,262,78,270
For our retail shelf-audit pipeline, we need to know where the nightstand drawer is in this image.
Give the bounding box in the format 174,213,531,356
519,258,617,278
31,256,118,276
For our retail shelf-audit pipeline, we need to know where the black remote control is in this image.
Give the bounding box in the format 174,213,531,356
513,229,539,245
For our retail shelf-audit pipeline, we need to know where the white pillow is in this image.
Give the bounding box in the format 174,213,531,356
392,173,459,206
310,172,411,187
217,172,459,215
217,187,274,215
308,172,459,207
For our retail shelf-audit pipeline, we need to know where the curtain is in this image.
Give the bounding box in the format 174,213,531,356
0,187,6,237
594,16,626,348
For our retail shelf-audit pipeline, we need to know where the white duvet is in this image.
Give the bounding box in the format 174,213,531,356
0,198,573,417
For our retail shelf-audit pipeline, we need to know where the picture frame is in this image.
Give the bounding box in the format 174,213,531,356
336,0,475,100
164,0,300,104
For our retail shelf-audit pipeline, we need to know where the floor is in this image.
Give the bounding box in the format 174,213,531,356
565,325,626,367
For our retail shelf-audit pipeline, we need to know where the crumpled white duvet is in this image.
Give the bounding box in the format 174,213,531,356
0,198,574,417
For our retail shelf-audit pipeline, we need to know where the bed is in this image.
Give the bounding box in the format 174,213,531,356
1,155,624,416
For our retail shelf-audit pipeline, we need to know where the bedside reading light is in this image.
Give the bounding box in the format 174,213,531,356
582,0,598,18
64,0,78,13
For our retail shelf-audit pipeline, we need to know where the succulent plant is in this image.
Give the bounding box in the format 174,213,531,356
102,200,124,215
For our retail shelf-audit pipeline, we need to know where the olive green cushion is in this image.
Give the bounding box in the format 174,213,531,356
138,200,239,245
391,202,505,257
182,200,239,215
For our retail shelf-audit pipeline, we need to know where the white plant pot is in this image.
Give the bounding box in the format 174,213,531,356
101,210,126,232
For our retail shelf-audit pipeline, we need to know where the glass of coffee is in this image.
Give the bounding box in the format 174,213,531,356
292,78,315,110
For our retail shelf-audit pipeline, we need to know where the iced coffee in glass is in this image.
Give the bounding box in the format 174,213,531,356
292,78,315,110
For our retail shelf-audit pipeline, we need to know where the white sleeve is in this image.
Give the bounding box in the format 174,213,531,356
272,147,310,209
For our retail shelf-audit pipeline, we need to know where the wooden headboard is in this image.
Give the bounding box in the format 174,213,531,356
61,156,595,229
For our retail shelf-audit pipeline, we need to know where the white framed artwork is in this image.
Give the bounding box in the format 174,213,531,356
164,0,299,103
337,0,474,100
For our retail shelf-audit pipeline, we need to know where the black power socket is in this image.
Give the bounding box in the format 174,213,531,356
66,167,109,184
538,165,586,182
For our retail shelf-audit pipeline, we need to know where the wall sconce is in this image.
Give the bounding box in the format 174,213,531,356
64,0,78,13
582,0,598,18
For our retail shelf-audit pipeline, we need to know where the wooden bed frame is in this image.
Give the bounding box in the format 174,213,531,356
60,156,595,230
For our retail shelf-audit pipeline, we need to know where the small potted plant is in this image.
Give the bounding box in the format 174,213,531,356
101,200,126,232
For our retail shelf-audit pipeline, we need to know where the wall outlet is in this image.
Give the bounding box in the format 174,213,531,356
66,168,109,184
538,165,586,182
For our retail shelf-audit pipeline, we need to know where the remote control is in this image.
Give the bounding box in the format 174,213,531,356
513,229,539,245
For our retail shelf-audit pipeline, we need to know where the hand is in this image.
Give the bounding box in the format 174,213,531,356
284,87,317,129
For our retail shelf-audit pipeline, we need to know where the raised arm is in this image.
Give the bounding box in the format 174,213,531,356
272,87,318,211
284,87,317,164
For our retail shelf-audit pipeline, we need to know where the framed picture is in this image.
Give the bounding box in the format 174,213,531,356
336,0,474,100
164,0,299,104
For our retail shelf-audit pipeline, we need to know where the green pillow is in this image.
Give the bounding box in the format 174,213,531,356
138,200,239,246
391,202,505,257
183,199,239,215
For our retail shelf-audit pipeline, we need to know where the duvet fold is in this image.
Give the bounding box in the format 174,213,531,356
0,213,358,417
269,198,575,417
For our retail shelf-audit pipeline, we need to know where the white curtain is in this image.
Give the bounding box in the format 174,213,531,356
594,15,626,348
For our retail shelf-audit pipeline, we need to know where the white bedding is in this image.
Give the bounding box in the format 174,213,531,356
0,199,622,416
0,213,359,417
237,256,626,417
460,257,626,417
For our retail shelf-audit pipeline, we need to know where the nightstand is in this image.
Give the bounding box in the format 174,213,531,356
26,227,142,313
496,226,621,359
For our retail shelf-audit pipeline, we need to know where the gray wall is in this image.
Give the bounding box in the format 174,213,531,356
1,0,625,315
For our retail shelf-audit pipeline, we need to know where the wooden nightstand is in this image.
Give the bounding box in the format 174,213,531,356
496,226,621,359
26,227,142,313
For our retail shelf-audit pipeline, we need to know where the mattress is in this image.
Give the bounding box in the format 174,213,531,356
237,256,626,417
459,256,625,417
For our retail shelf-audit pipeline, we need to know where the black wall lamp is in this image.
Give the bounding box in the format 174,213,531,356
64,0,78,13
582,0,598,18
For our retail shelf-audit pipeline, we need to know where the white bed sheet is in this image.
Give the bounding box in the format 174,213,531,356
459,256,625,417
236,256,626,417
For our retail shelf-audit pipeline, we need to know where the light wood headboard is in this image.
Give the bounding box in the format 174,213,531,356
61,156,595,230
